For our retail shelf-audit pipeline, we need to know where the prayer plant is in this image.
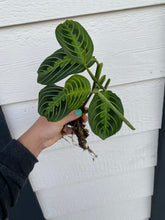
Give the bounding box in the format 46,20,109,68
37,20,135,159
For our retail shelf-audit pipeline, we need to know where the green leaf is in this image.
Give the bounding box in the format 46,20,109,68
88,90,124,140
97,90,135,130
64,75,91,110
38,84,70,122
37,48,96,85
55,20,94,65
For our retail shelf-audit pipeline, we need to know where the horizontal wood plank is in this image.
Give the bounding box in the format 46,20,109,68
29,130,158,191
0,0,164,27
35,167,154,218
2,78,164,139
0,6,165,105
47,197,151,220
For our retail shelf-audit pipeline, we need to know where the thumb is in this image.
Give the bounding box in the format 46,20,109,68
61,109,82,125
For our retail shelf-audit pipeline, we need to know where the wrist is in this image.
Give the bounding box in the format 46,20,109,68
18,123,45,158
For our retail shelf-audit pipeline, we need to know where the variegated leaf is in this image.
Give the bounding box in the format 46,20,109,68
88,90,124,140
37,48,95,85
64,75,91,111
38,85,70,122
55,20,94,65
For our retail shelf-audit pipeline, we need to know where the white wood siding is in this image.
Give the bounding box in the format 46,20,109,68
35,167,154,218
29,130,159,191
46,198,151,220
0,6,165,105
0,1,165,220
0,0,164,27
2,78,164,139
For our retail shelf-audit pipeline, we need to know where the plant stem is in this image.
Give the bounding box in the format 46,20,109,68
84,65,105,91
82,62,103,108
95,59,100,65
83,65,135,130
82,92,93,109
94,89,135,130
92,62,103,90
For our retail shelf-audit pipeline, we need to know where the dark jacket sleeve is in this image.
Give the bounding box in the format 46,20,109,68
0,140,38,220
0,106,38,220
0,106,12,149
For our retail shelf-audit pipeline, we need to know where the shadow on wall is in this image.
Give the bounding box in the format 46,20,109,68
150,89,165,220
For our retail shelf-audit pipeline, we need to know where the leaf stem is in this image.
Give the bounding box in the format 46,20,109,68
95,59,99,65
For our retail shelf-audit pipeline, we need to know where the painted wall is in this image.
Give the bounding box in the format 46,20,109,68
0,1,165,219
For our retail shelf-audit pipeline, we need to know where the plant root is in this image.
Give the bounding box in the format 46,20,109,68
68,117,98,160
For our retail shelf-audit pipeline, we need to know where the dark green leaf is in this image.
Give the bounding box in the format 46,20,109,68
37,48,95,85
88,90,124,140
64,75,91,110
55,20,94,65
38,84,70,121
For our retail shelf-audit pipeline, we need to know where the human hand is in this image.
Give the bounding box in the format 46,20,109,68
18,109,87,158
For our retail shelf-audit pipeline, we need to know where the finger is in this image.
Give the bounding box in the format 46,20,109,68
62,125,74,135
61,109,82,125
82,114,87,123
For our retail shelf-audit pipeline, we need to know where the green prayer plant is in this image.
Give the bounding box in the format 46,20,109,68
37,20,135,159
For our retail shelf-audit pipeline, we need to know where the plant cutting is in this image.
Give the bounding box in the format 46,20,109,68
37,20,135,159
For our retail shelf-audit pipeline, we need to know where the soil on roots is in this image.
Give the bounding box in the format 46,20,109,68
68,117,98,160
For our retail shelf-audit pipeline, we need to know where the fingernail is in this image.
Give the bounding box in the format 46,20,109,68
75,109,82,116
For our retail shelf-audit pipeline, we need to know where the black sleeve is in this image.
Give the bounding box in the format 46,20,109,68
0,107,12,149
0,139,38,220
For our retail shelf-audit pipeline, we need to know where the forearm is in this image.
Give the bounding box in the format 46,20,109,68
17,116,61,158
17,116,64,158
18,120,45,158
